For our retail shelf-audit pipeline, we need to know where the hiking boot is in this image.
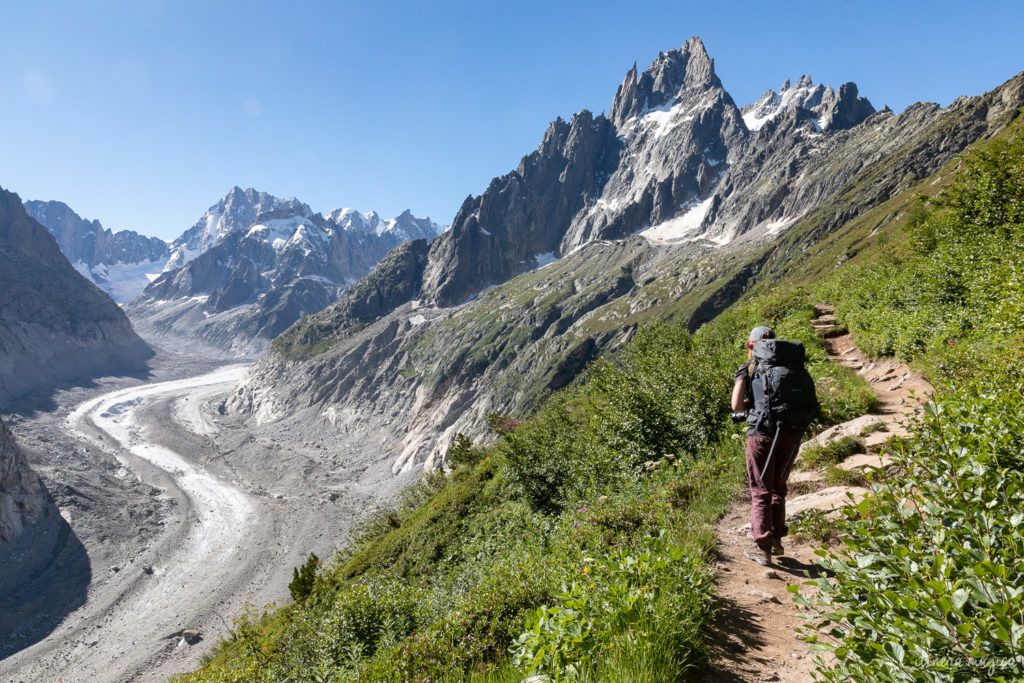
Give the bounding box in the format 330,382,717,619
770,540,785,556
743,545,772,566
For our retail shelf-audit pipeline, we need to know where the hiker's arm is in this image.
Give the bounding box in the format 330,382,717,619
731,363,749,412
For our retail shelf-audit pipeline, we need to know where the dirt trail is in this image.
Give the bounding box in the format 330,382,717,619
705,305,933,681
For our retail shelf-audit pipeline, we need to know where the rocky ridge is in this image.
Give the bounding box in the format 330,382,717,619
230,43,1024,474
0,187,153,408
24,200,170,302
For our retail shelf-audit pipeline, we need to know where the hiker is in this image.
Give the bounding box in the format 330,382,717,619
731,326,818,566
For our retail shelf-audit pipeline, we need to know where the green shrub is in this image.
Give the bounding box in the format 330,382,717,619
821,464,868,488
797,367,1024,681
511,535,715,681
289,552,321,604
818,131,1024,363
788,509,840,544
500,320,734,511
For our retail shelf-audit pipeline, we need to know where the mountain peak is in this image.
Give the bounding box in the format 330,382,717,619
741,75,873,132
609,36,724,131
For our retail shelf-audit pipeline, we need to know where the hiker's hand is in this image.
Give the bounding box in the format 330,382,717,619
734,362,751,383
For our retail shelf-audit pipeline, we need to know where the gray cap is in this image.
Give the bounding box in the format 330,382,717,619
748,326,775,342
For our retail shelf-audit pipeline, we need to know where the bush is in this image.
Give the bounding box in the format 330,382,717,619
511,535,715,681
501,320,734,511
289,553,320,604
797,367,1024,681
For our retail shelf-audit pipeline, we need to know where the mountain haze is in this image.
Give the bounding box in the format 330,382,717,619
24,200,169,302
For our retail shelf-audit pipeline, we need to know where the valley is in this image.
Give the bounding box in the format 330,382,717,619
0,355,412,682
1,21,1022,681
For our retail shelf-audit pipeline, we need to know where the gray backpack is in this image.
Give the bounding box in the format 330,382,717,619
747,339,819,434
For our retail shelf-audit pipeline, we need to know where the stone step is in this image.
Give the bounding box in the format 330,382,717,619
837,452,894,471
814,325,848,339
786,486,869,520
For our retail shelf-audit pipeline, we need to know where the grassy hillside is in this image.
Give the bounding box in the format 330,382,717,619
791,127,1024,681
179,121,1024,682
177,288,873,682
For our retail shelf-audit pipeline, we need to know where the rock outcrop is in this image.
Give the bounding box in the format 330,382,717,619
275,238,432,355
0,416,49,544
24,201,168,266
0,187,153,408
419,110,620,307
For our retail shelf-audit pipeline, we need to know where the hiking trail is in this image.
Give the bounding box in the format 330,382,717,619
705,304,933,681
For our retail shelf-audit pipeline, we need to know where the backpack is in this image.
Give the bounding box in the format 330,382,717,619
747,339,819,435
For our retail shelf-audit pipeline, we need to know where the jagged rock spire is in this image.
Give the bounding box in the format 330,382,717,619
609,37,722,131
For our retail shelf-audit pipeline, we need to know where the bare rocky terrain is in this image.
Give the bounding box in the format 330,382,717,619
0,347,417,682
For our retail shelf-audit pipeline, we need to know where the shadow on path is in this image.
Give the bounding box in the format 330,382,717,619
703,593,770,682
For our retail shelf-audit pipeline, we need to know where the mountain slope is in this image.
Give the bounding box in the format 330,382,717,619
24,200,169,302
231,54,1024,475
0,188,153,409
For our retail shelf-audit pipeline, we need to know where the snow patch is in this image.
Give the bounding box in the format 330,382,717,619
765,216,799,235
74,258,171,302
641,194,716,243
534,252,557,269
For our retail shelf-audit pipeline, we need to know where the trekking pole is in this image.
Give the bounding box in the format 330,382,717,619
759,423,782,484
779,440,802,482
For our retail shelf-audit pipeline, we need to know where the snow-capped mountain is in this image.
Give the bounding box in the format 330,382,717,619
326,208,441,242
740,74,875,132
165,187,311,271
126,189,442,357
23,200,170,302
228,38,1024,477
1,189,152,407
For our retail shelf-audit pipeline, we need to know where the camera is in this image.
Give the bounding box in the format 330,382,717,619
730,411,748,423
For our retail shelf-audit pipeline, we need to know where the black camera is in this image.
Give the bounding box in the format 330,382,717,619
730,411,748,423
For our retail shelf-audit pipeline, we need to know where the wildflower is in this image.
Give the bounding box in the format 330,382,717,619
582,567,589,575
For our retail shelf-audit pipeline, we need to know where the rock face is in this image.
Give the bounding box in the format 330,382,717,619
24,200,170,302
126,189,442,357
274,238,432,355
418,37,745,307
0,188,153,408
230,41,1024,475
560,37,747,250
0,415,49,544
420,111,620,307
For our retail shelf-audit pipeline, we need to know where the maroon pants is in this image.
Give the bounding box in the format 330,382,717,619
746,430,803,547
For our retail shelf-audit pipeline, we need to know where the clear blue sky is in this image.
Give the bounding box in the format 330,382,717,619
1,0,1021,240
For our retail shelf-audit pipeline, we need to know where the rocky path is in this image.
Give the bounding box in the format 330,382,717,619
705,305,933,681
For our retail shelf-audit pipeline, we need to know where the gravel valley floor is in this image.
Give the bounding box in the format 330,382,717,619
0,349,418,682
